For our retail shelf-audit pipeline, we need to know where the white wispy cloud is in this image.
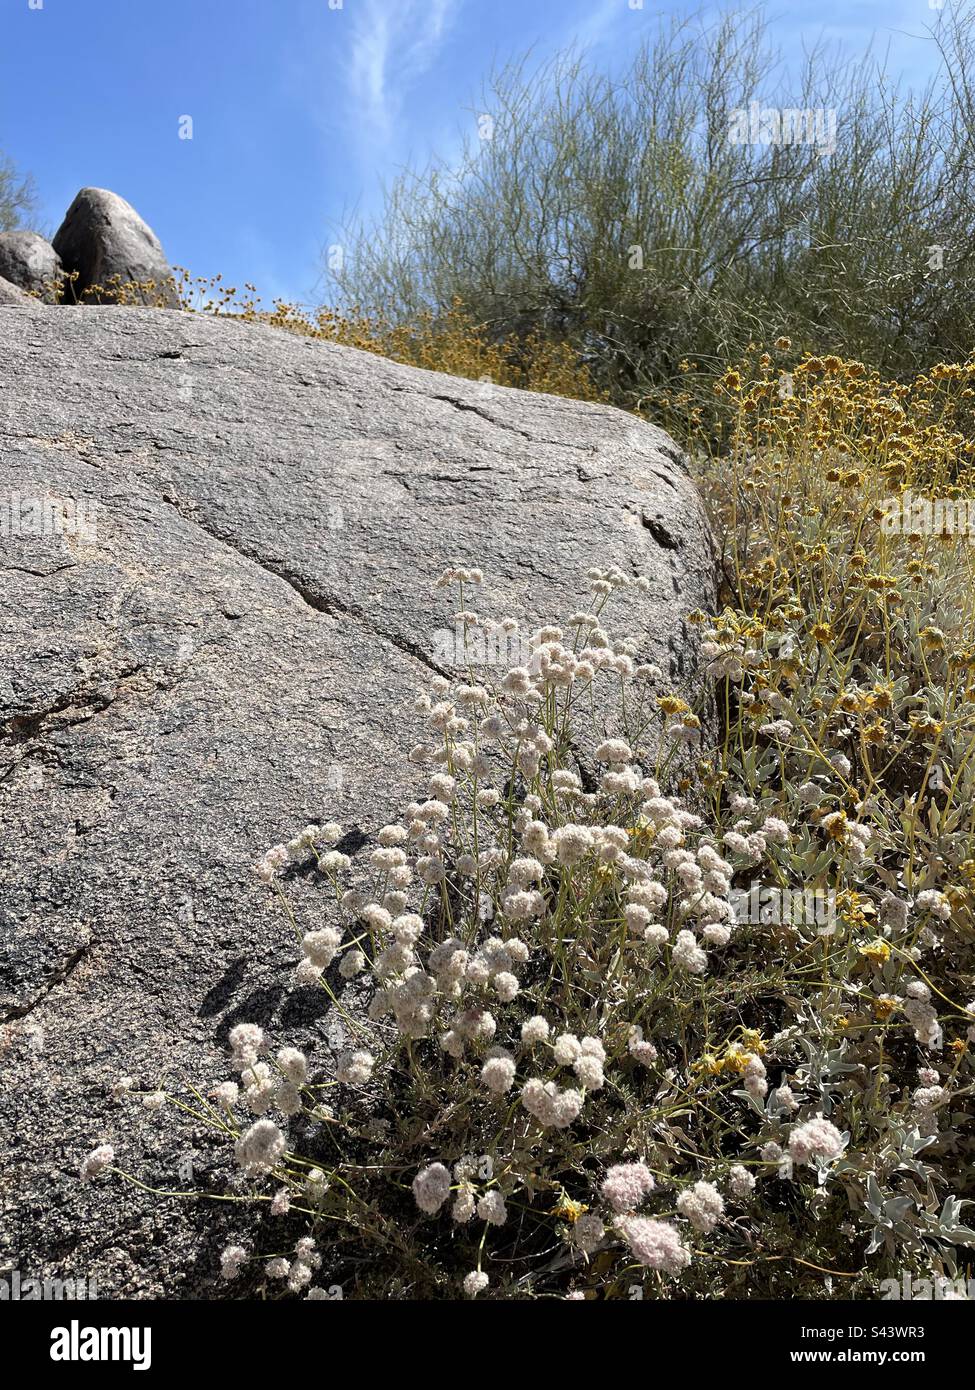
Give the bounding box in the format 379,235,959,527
568,0,632,53
348,0,459,145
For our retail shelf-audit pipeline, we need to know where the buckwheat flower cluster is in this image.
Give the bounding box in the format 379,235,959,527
618,1217,691,1274
702,627,747,682
551,824,594,868
521,1078,585,1129
601,1162,656,1213
299,927,343,983
439,1005,497,1058
251,823,344,883
521,1015,550,1046
451,1181,477,1223
223,1027,310,1119
463,1271,489,1297
915,889,951,922
572,1037,606,1090
336,1049,375,1085
413,1162,452,1215
277,1047,307,1084
220,1244,248,1281
742,1051,768,1099
235,1119,287,1175
773,1084,800,1114
372,968,438,1039
913,1080,947,1136
435,566,483,588
304,1168,329,1203
627,1025,658,1066
211,1081,239,1108
285,1237,322,1293
726,1165,756,1199
759,718,793,741
672,928,708,974
676,1180,724,1233
595,737,633,765
786,1115,846,1166
477,1190,507,1226
762,816,791,845
229,1023,266,1070
480,1047,517,1094
903,980,943,1050
80,1143,114,1181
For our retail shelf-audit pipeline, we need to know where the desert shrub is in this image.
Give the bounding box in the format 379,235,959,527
0,150,36,232
328,9,975,413
33,266,182,308
176,275,606,404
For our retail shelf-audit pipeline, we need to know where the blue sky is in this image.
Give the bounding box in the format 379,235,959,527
0,0,952,308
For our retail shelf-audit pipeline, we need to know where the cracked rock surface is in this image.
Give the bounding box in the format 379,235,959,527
0,305,715,1296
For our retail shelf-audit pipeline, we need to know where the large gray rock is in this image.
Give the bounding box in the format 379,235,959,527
0,273,42,308
52,188,180,307
0,306,715,1297
0,230,62,302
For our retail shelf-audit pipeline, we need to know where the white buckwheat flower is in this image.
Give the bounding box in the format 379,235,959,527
80,1144,115,1181
301,928,342,970
412,1162,452,1215
595,738,633,764
551,824,594,867
762,816,790,844
619,1217,691,1274
916,889,951,922
220,1245,247,1281
553,1032,582,1065
627,1025,658,1066
676,1180,724,1233
521,1015,550,1046
477,1190,508,1226
787,1115,846,1166
276,1047,308,1085
727,1165,757,1199
601,1162,655,1213
573,1054,605,1090
481,1049,517,1095
672,929,708,974
229,1023,266,1070
336,1050,374,1085
493,971,520,1002
234,1119,286,1175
